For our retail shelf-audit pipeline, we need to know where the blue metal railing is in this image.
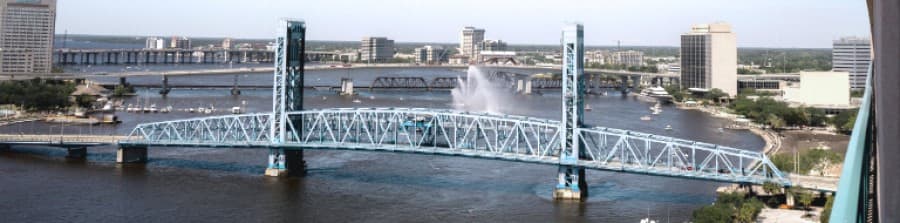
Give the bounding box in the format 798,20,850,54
830,63,875,222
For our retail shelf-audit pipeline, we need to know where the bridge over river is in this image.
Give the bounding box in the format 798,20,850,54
1,21,825,201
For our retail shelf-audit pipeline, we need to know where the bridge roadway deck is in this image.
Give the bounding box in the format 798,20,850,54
0,134,130,147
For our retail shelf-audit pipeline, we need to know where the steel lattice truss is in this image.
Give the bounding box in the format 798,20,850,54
122,108,790,186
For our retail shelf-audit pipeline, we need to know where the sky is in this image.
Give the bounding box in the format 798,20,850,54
57,0,871,48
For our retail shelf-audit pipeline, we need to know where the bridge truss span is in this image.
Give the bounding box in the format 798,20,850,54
121,108,790,186
576,127,789,186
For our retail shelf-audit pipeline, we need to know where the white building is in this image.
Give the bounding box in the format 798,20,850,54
222,38,233,49
414,45,446,64
680,22,738,96
460,27,485,61
145,37,165,50
783,72,851,108
609,50,644,67
0,0,56,74
360,37,395,63
832,37,871,90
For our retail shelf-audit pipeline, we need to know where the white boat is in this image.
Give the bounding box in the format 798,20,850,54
585,104,593,111
640,218,657,223
148,104,158,113
640,116,652,121
102,102,114,112
353,99,362,104
231,106,243,114
665,125,673,131
197,107,206,114
188,108,195,113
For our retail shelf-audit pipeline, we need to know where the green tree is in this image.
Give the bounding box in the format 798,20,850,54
767,114,786,130
75,93,96,108
821,195,834,223
797,191,814,212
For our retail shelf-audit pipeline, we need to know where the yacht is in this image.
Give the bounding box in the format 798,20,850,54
640,115,652,121
665,125,674,131
638,87,673,102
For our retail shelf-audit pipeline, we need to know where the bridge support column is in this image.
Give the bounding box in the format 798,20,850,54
116,145,147,163
554,166,588,200
265,148,305,177
66,147,87,159
784,188,796,207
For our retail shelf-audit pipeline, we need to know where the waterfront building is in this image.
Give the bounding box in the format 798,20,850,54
680,22,738,96
170,36,192,49
414,45,446,64
0,0,56,74
360,37,395,63
222,38,233,49
145,37,165,49
832,37,872,90
459,27,485,61
783,72,853,111
609,50,644,67
481,40,507,52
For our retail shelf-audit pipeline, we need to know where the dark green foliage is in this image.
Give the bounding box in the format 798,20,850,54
729,96,833,128
738,48,832,73
770,149,843,175
0,78,75,111
821,195,834,223
693,192,765,223
830,109,858,134
75,93,96,108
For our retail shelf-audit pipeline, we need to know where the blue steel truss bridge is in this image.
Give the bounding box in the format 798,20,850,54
104,20,790,200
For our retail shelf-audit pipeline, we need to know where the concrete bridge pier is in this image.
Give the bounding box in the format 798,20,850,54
554,166,588,201
116,145,148,163
264,148,306,177
66,147,87,159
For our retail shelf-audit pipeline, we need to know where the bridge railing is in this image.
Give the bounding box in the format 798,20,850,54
0,134,129,144
830,63,875,222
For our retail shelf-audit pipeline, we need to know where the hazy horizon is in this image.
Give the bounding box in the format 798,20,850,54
57,0,870,48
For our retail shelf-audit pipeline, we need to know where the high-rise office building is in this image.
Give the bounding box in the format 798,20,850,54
832,37,872,90
0,0,56,74
460,27,485,61
145,37,165,49
481,40,506,52
360,37,394,63
680,22,737,96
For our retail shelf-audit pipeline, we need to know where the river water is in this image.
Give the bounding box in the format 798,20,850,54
0,66,763,222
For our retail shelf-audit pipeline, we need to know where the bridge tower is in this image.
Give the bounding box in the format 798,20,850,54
555,23,588,200
266,19,307,177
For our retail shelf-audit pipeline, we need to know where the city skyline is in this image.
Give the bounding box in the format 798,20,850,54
57,0,869,48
